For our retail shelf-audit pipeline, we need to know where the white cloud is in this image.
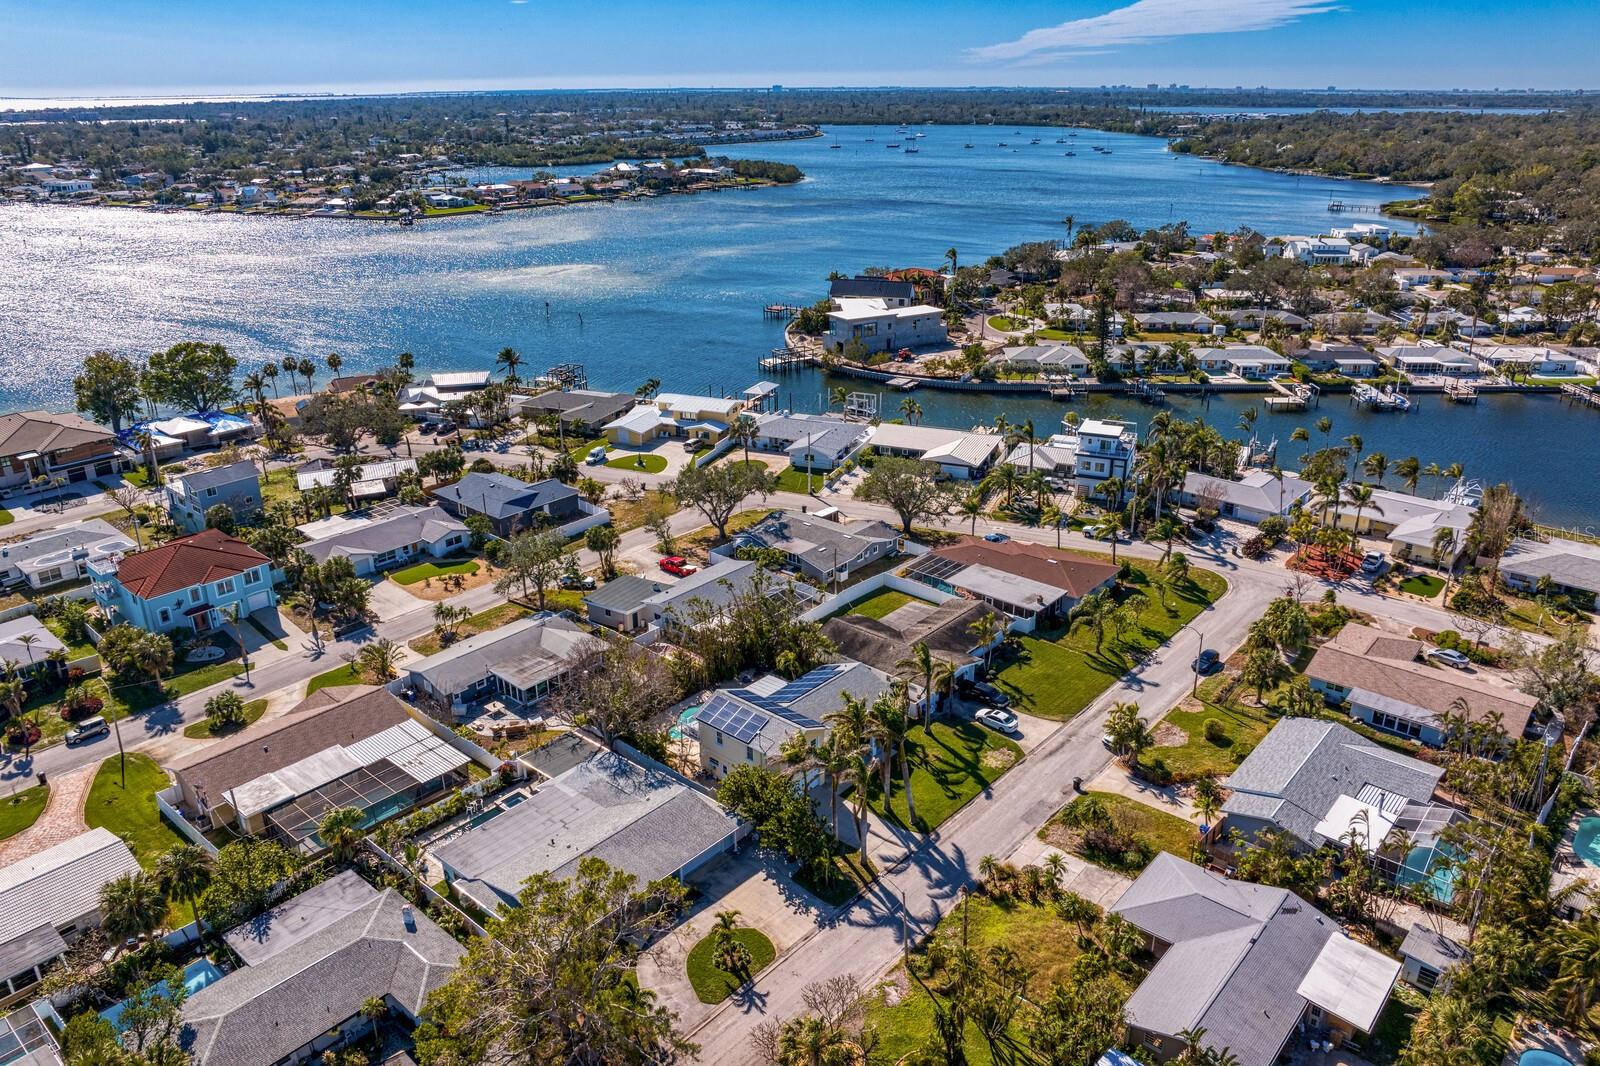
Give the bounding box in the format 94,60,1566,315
969,0,1340,63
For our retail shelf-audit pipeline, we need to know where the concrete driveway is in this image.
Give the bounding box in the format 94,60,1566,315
369,579,428,618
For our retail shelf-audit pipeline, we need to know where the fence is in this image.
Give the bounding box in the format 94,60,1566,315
693,435,738,468
363,838,490,940
552,498,613,540
800,569,955,623
402,705,502,772
156,784,220,856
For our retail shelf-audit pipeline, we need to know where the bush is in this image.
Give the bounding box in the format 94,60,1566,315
1204,718,1227,744
1258,515,1288,542
1241,535,1270,559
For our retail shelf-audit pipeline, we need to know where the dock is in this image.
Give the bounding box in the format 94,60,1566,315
1562,382,1600,410
1128,380,1166,405
1265,379,1319,411
1352,383,1413,412
760,347,815,372
1444,381,1479,404
1050,382,1086,401
763,304,802,320
885,376,919,391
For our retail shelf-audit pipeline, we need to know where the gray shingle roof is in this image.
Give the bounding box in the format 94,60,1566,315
430,472,578,521
181,872,463,1066
298,505,468,564
583,574,666,612
1501,536,1600,596
404,613,600,697
1221,719,1442,848
174,461,260,494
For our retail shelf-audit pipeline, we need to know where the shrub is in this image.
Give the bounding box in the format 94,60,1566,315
1204,718,1227,744
1241,535,1270,559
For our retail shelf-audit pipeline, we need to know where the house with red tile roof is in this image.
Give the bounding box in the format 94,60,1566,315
89,528,277,635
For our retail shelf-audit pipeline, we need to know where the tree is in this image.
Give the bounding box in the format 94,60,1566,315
1509,630,1596,719
141,340,237,412
203,689,248,732
731,413,759,464
1192,776,1222,826
672,460,774,540
857,456,952,534
550,638,676,750
415,858,693,1066
199,838,300,929
1240,645,1287,704
74,350,144,431
495,346,522,382
118,962,191,1065
100,871,166,943
585,522,620,579
350,637,404,683
968,610,1003,672
1105,701,1153,766
494,529,569,609
1542,914,1600,1028
155,844,213,932
98,625,173,688
1028,975,1127,1066
318,806,367,862
1398,994,1494,1066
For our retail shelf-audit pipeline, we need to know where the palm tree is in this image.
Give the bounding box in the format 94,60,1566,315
1542,916,1600,1028
360,997,389,1055
297,357,317,394
317,806,366,861
326,351,344,380
1395,455,1422,494
1342,433,1364,481
261,361,280,397
100,872,166,945
353,638,403,683
1192,776,1222,828
870,687,917,829
731,413,758,464
846,752,874,866
957,492,983,535
968,610,1002,672
155,844,213,932
1340,482,1384,538
241,372,268,421
495,346,522,382
898,396,922,424
819,734,855,836
1042,502,1064,548
897,641,936,726
828,386,848,413
1362,451,1389,485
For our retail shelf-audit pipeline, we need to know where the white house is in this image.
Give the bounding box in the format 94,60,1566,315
1067,419,1137,498
867,423,1003,480
1178,469,1314,523
824,298,947,354
1280,235,1371,266
296,504,469,577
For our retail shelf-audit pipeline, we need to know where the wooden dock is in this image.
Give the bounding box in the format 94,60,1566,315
1050,383,1086,401
760,347,814,372
1562,382,1600,409
1265,379,1318,411
763,304,802,320
1444,381,1479,403
1128,380,1166,405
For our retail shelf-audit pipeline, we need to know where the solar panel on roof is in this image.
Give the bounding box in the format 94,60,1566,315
770,663,847,702
694,694,767,743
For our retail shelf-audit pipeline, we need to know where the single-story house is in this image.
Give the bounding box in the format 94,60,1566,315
726,510,901,585
180,870,463,1066
1218,345,1293,380
1310,309,1396,335
296,458,418,502
433,749,742,915
1377,345,1482,379
296,504,469,577
430,471,586,537
1472,345,1581,376
1305,623,1539,745
904,538,1119,628
1332,488,1476,566
602,393,744,447
750,413,868,472
1002,439,1079,481
584,560,819,633
867,423,1003,480
512,389,639,435
1177,469,1313,523
124,413,255,459
1111,852,1400,1065
1399,924,1469,994
89,528,277,634
821,597,994,711
400,613,601,714
1500,536,1600,602
1135,311,1216,334
584,575,670,632
0,616,66,674
0,518,134,590
0,828,142,1006
991,344,1091,377
829,276,916,305
165,460,262,533
691,660,894,778
167,687,473,847
1221,307,1310,332
824,298,947,354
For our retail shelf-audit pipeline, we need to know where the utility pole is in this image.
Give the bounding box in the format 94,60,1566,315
1192,631,1204,695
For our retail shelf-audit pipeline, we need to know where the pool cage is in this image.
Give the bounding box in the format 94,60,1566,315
1372,801,1468,903
263,757,465,854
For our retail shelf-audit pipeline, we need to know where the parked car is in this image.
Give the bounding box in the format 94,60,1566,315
974,706,1020,734
1424,647,1472,670
958,678,1011,707
586,446,609,465
659,556,698,577
559,573,597,591
1193,649,1221,674
683,438,707,452
65,716,109,746
418,422,438,435
1084,524,1122,542
1361,551,1386,574
983,532,1009,543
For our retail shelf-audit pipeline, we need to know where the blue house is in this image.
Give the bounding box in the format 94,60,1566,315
90,529,277,635
165,460,263,534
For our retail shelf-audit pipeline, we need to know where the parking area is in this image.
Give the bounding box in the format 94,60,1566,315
949,695,1058,753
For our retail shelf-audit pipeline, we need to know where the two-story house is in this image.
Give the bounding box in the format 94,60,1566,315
1068,419,1137,498
91,529,277,634
0,411,127,493
430,472,587,538
165,461,263,533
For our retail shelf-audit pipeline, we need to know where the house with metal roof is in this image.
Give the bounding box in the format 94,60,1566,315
824,298,947,355
690,660,893,778
1177,469,1314,524
430,471,587,538
512,388,638,434
89,528,276,634
180,871,463,1066
296,503,469,577
866,423,1003,480
0,518,134,591
165,460,263,533
295,457,418,501
399,613,602,715
726,510,902,585
0,410,126,493
751,413,868,472
1111,852,1400,1065
432,750,741,915
0,828,141,1006
1306,623,1539,745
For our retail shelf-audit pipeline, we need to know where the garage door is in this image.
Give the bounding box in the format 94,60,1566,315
246,591,272,612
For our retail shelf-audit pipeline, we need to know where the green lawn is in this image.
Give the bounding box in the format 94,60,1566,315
1137,683,1274,783
0,784,48,841
164,659,245,698
1044,791,1197,875
1397,574,1445,597
83,753,188,867
867,720,1023,831
181,698,268,739
1366,983,1426,1066
684,927,777,1004
410,601,533,655
774,465,826,494
21,674,167,749
992,564,1227,720
841,588,914,620
0,508,12,527
391,556,481,585
44,616,97,661
794,848,875,907
306,662,364,694
987,314,1030,332
421,204,489,216
606,452,667,474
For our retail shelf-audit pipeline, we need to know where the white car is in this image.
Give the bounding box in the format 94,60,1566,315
974,706,1020,734
1424,647,1472,670
1360,551,1386,573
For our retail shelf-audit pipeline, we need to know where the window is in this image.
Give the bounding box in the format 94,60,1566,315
205,487,217,498
1414,964,1440,992
714,730,724,746
215,578,235,595
244,569,260,586
1370,711,1423,740
189,588,203,604
159,608,171,624
746,745,755,761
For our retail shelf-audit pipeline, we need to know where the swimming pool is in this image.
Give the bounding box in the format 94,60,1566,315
1572,816,1600,867
669,705,701,741
1519,1049,1574,1066
100,958,224,1031
1396,843,1462,903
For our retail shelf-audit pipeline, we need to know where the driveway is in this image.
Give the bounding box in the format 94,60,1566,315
369,579,429,618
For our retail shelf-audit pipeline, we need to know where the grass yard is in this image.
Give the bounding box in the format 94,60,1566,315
987,314,1030,332
795,847,876,907
606,452,667,474
83,753,188,867
840,588,914,620
867,719,1023,831
774,465,827,494
391,556,481,585
684,927,777,1004
182,698,268,739
306,662,364,694
164,659,245,698
409,601,533,655
0,784,48,841
1365,982,1426,1066
0,508,12,527
675,508,775,562
605,489,677,535
44,616,97,661
992,564,1226,720
1043,791,1197,875
1396,573,1445,597
1137,684,1275,783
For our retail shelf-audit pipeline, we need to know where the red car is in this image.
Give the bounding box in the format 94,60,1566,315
659,556,698,577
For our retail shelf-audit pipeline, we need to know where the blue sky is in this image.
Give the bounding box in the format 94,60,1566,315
1,0,1593,99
